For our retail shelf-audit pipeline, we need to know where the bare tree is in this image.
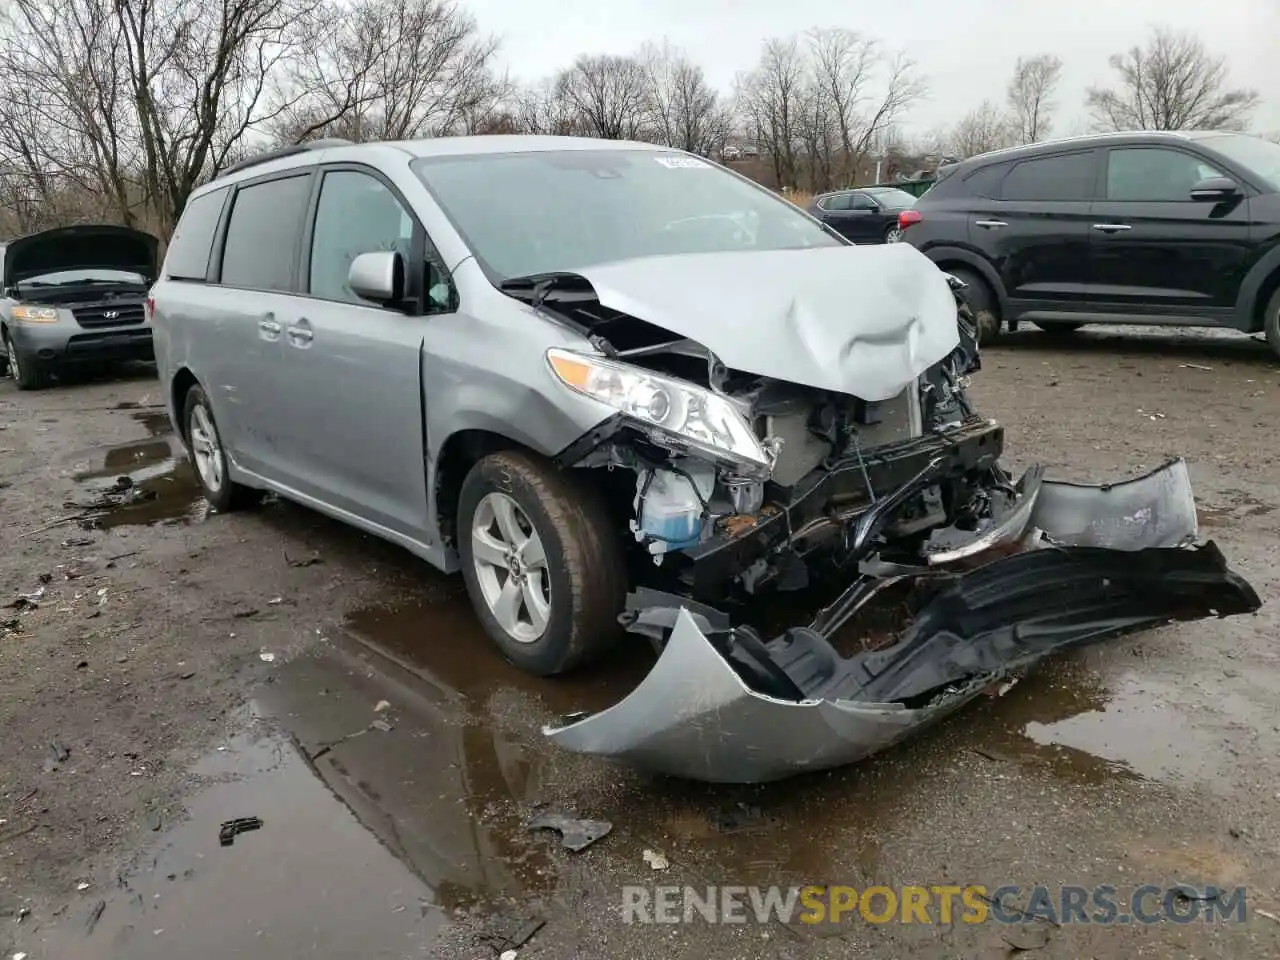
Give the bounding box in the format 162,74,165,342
1007,54,1062,143
556,54,651,140
737,30,924,192
736,38,807,189
950,100,1016,158
271,0,502,144
1086,28,1260,132
642,41,730,156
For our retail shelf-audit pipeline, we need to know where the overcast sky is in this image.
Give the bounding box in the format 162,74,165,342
466,0,1280,138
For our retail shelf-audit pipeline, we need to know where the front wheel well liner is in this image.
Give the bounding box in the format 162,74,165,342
434,429,536,548
936,260,1001,322
170,368,200,442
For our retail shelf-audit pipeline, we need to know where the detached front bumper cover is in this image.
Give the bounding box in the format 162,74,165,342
545,460,1261,783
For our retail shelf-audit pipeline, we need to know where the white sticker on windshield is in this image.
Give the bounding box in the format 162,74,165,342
654,156,710,169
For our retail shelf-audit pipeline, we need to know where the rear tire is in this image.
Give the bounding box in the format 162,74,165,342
1264,286,1280,362
883,224,903,244
1031,320,1085,335
457,450,626,676
181,384,263,512
4,332,51,390
946,267,999,344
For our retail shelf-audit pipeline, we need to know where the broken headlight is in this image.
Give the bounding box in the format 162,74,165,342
547,348,771,475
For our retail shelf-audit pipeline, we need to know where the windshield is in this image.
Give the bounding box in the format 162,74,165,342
864,187,918,208
19,269,148,288
412,150,839,280
1201,134,1280,191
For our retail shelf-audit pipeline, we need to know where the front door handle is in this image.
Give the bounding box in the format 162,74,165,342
258,314,281,341
974,219,1008,229
1091,223,1132,233
286,319,313,347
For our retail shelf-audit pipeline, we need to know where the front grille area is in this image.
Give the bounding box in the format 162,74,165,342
72,302,145,328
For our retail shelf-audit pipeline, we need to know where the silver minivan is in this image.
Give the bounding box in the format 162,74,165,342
151,135,1258,783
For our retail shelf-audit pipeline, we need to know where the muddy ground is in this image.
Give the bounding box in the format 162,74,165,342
2,328,1280,959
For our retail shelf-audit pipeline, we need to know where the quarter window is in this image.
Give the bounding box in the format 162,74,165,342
220,175,312,291
1106,148,1226,201
165,187,228,281
1000,152,1096,202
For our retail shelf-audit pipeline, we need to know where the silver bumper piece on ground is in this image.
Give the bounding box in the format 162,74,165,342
544,459,1259,783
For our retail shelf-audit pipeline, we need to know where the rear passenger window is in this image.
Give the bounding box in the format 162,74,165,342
164,187,228,281
962,162,1011,198
820,193,851,211
219,174,312,292
1000,152,1095,201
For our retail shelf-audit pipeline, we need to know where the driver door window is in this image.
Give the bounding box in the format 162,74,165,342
1106,148,1225,202
308,169,455,313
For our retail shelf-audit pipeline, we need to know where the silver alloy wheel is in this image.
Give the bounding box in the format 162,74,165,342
6,337,20,381
471,491,551,643
188,402,225,494
885,226,903,243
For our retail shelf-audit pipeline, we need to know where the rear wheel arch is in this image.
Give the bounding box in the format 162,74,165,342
170,367,200,442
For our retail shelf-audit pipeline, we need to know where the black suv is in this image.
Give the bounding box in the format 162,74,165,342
899,131,1280,356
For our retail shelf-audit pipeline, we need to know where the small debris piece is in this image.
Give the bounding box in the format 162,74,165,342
258,652,276,663
76,881,90,891
267,597,283,605
476,911,545,953
370,719,393,733
527,812,612,852
1256,908,1280,924
642,848,669,870
374,700,391,713
232,608,259,619
709,804,778,835
500,952,518,960
1180,362,1213,371
13,952,28,960
62,537,95,548
5,587,45,610
218,817,263,847
284,551,324,567
179,671,196,680
1001,922,1052,951
85,898,107,934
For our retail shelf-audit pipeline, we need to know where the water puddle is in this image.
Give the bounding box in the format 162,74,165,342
71,437,206,529
31,726,445,959
965,658,1229,789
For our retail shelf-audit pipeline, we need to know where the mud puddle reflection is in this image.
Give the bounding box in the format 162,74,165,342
70,435,206,529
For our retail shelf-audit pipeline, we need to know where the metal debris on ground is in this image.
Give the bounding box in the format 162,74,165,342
642,848,669,870
258,652,275,663
500,951,518,960
370,719,392,733
526,812,613,852
85,899,106,934
61,537,95,548
5,588,45,611
373,700,391,712
218,817,263,847
1180,363,1213,371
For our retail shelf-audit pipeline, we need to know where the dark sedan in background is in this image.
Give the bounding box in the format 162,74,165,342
806,186,918,243
0,225,158,390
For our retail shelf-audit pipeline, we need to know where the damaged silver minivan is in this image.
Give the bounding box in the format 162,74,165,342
153,136,1261,783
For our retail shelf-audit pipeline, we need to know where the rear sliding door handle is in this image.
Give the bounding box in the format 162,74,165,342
974,220,1007,229
286,319,314,346
1091,223,1132,233
258,318,281,334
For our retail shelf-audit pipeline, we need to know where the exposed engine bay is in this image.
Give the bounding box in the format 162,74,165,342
503,261,1262,784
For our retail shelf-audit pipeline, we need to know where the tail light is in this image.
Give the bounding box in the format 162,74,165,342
898,209,922,232
145,295,155,322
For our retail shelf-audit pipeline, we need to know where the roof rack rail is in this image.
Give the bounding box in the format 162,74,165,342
216,138,353,179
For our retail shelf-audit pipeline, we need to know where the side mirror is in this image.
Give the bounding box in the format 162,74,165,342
348,250,404,305
1189,176,1241,202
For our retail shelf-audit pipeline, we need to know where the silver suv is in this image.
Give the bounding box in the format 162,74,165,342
152,135,1257,783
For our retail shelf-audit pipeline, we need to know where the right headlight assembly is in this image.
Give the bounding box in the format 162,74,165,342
546,348,772,476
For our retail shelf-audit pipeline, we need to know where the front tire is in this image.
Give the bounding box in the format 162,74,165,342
457,450,626,676
946,267,1000,344
4,332,51,390
182,384,263,512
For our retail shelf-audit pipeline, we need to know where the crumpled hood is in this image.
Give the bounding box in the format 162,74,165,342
3,225,160,287
570,243,960,401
